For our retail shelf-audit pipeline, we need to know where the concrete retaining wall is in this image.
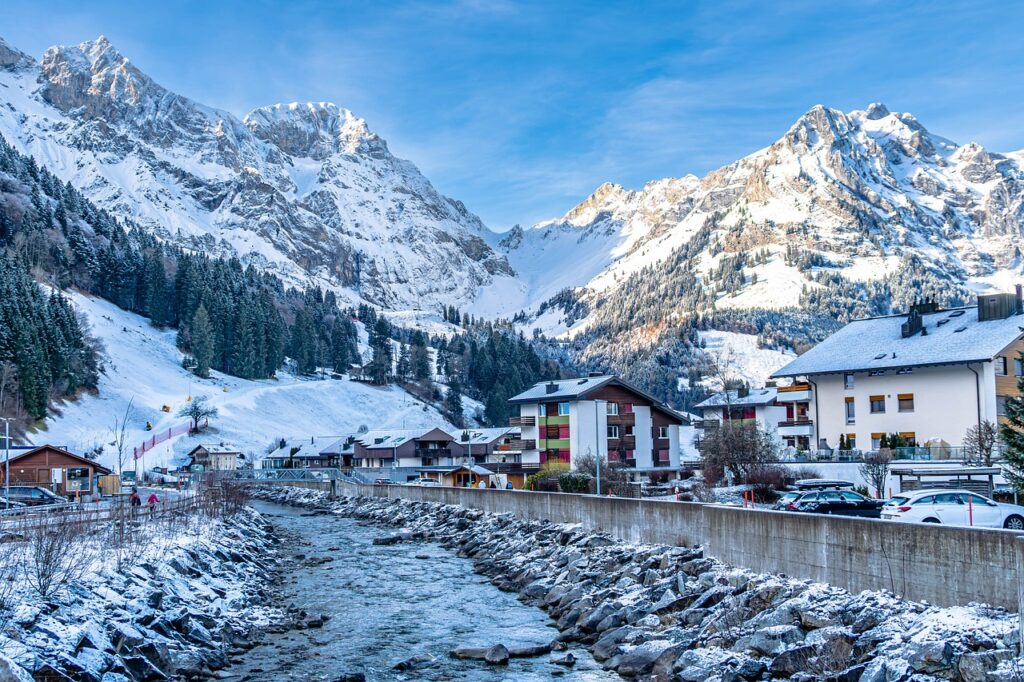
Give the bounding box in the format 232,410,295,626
345,484,1021,611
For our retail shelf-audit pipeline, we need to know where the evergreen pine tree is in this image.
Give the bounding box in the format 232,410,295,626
368,317,393,384
396,343,411,380
446,379,464,428
1001,354,1024,492
190,305,215,378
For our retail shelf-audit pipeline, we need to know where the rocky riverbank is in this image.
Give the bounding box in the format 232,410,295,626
253,487,1023,682
0,508,279,681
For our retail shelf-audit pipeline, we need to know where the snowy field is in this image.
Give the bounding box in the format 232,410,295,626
28,293,454,470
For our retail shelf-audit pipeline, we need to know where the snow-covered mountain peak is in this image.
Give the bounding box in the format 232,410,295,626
0,36,34,68
244,101,387,160
0,34,512,311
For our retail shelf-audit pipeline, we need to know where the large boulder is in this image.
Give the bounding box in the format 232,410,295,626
732,624,804,655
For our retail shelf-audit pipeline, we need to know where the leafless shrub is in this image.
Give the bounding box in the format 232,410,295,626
19,514,96,598
786,466,823,483
858,450,893,498
747,465,788,503
0,545,21,640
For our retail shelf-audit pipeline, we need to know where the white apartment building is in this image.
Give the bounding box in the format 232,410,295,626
771,293,1024,452
508,375,687,477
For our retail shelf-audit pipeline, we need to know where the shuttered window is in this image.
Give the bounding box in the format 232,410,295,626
898,393,914,412
869,395,885,413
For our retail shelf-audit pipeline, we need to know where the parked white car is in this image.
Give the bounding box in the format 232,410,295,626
407,478,440,487
881,489,1024,530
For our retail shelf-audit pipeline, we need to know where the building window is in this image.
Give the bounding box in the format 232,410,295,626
1016,358,1023,377
539,403,547,417
845,397,855,424
846,433,857,450
658,426,669,439
996,357,1008,375
607,425,620,439
869,395,885,413
623,403,633,413
844,373,854,389
897,393,914,412
899,432,917,446
558,402,570,416
606,402,619,416
871,433,883,450
998,396,1009,417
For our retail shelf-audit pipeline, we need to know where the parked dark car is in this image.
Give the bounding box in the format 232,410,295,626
791,489,884,518
3,485,65,506
374,478,398,485
772,491,803,510
0,496,27,510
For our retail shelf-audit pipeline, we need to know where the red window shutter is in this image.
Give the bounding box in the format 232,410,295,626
623,403,633,413
558,425,570,439
626,450,634,459
560,449,570,463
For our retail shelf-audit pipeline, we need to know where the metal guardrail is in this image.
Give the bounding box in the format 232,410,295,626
231,468,358,483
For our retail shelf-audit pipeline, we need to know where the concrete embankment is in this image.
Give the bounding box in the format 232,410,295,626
256,487,1023,682
350,484,1023,612
0,508,277,681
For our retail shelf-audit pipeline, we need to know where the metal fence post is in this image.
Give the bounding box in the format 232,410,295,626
1018,537,1024,655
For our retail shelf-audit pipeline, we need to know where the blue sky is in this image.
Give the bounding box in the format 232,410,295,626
3,1,1022,229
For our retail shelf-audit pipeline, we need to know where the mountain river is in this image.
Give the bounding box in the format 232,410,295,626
222,500,619,681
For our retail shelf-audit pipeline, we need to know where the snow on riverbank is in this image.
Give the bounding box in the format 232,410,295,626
0,507,277,680
29,293,454,470
257,487,1023,681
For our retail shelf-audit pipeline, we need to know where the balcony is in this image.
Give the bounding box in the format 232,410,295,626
415,447,452,459
776,384,812,403
607,413,636,426
693,419,720,430
509,416,536,427
777,419,814,437
502,439,537,451
609,436,636,450
610,453,636,468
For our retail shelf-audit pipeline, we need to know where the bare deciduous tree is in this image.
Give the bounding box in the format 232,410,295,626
700,423,779,484
574,450,631,495
858,450,893,499
178,396,218,432
964,420,999,466
109,397,135,475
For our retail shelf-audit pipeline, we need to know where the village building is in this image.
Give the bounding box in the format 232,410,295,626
262,437,343,469
771,291,1024,456
183,443,241,472
692,385,813,452
508,374,687,478
0,444,111,496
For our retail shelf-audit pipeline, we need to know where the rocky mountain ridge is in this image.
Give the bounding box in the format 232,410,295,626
0,35,511,310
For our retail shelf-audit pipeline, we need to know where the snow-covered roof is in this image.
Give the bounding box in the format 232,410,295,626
509,375,687,423
265,437,339,460
772,306,1024,377
193,443,239,455
357,427,453,450
509,375,617,402
452,427,517,445
694,388,778,409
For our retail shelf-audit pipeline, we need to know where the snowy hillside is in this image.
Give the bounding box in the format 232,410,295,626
0,36,510,311
29,293,453,469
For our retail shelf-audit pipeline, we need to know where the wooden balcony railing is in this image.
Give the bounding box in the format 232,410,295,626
607,413,636,426
509,416,536,427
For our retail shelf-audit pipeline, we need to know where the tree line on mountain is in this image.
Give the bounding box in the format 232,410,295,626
0,135,360,423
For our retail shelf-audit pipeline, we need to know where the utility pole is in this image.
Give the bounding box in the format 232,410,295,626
1,417,11,503
594,400,605,496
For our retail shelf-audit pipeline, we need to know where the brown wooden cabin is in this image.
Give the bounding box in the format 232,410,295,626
0,445,112,496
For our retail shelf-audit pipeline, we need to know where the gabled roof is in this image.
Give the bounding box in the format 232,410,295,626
695,388,778,409
772,305,1024,377
7,445,112,474
188,443,240,456
508,375,687,424
452,427,517,445
265,437,339,460
356,427,454,450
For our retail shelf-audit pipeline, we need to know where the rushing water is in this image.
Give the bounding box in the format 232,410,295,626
225,501,619,681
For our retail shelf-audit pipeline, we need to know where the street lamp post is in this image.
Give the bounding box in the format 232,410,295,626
1,417,11,503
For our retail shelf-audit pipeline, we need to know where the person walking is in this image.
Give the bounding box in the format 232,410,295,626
147,491,160,511
129,487,141,516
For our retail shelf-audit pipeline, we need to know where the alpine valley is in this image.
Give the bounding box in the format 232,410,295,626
3,34,1024,420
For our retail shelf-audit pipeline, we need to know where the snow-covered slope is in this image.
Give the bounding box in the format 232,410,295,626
0,35,510,310
30,293,452,469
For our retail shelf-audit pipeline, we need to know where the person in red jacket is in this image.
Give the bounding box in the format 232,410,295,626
147,491,159,511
